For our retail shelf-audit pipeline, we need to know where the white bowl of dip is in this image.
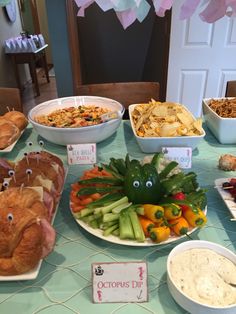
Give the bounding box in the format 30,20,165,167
167,240,236,314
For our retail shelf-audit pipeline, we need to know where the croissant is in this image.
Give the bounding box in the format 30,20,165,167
0,118,20,149
0,187,56,276
3,111,28,131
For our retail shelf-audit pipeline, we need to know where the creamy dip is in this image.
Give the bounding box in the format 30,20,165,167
170,248,236,307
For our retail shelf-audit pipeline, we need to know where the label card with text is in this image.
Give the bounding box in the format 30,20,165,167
67,143,96,165
161,147,192,169
92,261,148,303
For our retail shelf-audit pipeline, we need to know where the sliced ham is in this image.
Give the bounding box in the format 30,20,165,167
40,218,56,258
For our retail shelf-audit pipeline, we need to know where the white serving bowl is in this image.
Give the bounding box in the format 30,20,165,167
202,97,236,144
28,96,124,146
167,240,236,314
129,104,205,153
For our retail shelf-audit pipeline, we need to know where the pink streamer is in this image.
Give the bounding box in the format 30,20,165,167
200,0,227,22
116,9,137,29
76,1,94,17
180,0,202,19
73,0,236,26
152,0,175,17
74,0,92,6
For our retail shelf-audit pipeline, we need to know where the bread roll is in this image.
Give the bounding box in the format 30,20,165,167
0,117,20,149
3,111,28,131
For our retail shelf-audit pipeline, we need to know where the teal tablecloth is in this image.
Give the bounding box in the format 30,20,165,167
0,121,236,314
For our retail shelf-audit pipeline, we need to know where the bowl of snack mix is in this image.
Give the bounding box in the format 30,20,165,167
202,97,236,144
129,100,205,153
28,96,124,146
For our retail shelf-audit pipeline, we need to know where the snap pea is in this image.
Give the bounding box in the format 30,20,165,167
78,176,123,185
159,161,179,180
77,186,123,196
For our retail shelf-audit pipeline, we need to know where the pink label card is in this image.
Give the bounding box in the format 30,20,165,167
162,147,192,169
67,143,96,165
92,261,148,303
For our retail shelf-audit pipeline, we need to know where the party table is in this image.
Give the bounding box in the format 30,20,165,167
0,121,236,314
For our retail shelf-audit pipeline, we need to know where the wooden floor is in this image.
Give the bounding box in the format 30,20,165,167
22,69,58,115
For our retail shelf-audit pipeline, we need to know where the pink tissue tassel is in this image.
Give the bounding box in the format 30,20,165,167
199,0,236,23
74,0,236,23
154,0,236,22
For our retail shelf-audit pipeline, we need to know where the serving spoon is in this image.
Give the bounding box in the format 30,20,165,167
101,111,121,122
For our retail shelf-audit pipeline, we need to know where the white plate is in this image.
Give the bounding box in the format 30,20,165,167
215,178,236,219
0,130,25,153
0,261,43,281
72,207,207,247
0,168,68,281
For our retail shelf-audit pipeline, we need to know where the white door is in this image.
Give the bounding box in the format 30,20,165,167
166,2,236,117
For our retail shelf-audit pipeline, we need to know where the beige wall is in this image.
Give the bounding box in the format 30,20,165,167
0,2,30,87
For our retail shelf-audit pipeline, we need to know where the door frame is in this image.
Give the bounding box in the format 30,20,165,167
65,1,171,100
18,0,41,34
66,0,82,94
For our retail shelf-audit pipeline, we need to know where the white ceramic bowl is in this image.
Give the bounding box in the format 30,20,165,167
167,240,236,314
129,104,205,153
28,96,124,146
202,97,236,144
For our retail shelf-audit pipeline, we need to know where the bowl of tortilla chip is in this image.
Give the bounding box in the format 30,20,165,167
129,100,205,153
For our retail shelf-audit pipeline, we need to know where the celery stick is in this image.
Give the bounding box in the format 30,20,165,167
84,213,102,223
103,213,120,223
86,215,97,223
80,208,95,217
119,209,134,239
103,224,119,236
133,205,144,216
80,216,91,223
128,209,145,242
94,206,105,214
112,228,120,236
112,202,132,214
89,220,99,228
101,196,129,214
87,193,124,208
93,212,103,220
73,212,81,219
100,220,118,230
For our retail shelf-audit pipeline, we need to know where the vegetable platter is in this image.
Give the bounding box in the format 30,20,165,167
70,153,207,246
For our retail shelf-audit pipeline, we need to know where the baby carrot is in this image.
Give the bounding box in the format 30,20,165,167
91,193,102,200
80,197,93,206
71,204,85,213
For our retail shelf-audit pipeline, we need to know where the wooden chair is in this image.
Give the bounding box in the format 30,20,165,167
225,80,236,97
76,82,160,119
0,87,23,115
